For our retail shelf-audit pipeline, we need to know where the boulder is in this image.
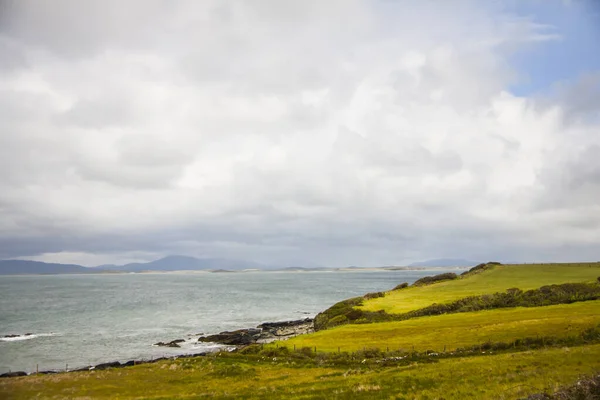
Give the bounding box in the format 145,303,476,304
198,329,262,345
153,339,183,348
258,318,314,338
121,360,136,367
198,318,314,346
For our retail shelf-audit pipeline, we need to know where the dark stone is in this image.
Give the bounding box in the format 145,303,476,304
38,370,59,374
198,328,262,345
1,371,27,378
122,360,136,367
94,361,121,370
257,318,314,338
2,334,19,338
154,340,182,348
257,318,312,330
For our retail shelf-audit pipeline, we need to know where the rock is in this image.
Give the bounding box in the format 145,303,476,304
198,319,314,346
154,340,183,348
0,371,27,378
2,334,19,338
72,367,91,372
258,318,314,338
93,361,121,370
121,360,136,367
198,328,262,345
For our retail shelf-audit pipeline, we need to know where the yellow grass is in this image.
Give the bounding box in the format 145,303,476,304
360,263,600,314
284,300,600,352
2,345,600,399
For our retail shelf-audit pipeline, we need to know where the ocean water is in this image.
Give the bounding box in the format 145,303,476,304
0,269,461,373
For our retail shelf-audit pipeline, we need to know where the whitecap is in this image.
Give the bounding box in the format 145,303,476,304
0,333,56,342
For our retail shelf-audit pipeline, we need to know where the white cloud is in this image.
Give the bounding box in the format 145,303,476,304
0,0,598,266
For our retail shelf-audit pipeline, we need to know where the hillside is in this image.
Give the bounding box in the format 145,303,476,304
0,260,99,275
0,255,269,274
2,262,600,399
361,262,600,314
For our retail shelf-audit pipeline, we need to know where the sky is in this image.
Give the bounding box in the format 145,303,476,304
0,0,599,268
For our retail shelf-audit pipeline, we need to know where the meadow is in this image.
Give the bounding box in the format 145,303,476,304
2,345,600,399
284,301,600,352
360,262,600,314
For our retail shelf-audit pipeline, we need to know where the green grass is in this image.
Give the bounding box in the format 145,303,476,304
2,345,600,399
3,263,600,399
284,300,600,352
360,263,600,314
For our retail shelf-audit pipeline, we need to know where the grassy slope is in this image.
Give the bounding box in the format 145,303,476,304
4,263,600,399
283,300,600,352
360,263,600,314
2,345,600,399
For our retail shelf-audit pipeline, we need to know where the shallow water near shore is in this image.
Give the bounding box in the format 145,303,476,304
0,269,462,372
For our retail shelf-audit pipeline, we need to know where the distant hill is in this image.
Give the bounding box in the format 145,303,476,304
0,260,99,275
408,258,479,267
0,255,272,275
98,255,268,272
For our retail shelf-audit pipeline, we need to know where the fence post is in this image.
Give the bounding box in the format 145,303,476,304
36,364,38,374
66,363,68,372
314,346,316,353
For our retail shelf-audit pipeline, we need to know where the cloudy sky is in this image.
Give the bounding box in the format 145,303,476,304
1,0,599,267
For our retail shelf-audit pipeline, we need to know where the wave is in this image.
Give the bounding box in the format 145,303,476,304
0,333,56,342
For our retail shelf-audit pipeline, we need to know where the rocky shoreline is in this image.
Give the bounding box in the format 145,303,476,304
197,318,314,345
1,318,314,378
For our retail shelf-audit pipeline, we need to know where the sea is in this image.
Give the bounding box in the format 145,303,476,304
0,268,463,373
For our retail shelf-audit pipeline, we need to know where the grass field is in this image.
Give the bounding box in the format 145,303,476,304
360,263,600,314
3,262,600,399
284,300,600,352
2,345,600,399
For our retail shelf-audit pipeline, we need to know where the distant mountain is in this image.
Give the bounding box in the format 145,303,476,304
0,255,292,274
0,260,98,275
408,258,478,267
98,255,267,272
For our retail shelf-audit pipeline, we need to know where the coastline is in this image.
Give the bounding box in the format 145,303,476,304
0,266,468,276
1,317,315,378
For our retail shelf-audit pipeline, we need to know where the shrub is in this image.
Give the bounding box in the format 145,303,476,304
413,273,457,286
460,262,499,276
402,281,600,320
364,292,385,300
392,282,409,290
327,314,349,327
314,297,364,331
